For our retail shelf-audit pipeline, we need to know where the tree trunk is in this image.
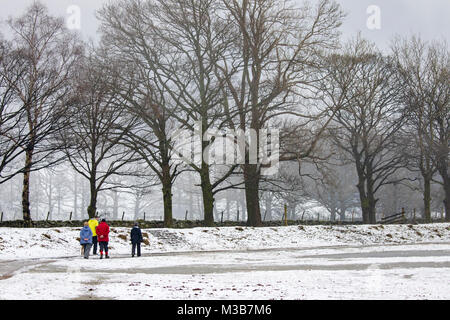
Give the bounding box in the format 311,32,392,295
357,173,377,224
161,164,173,228
444,177,450,222
200,163,215,227
330,207,336,222
244,164,262,227
368,197,377,224
437,159,450,221
423,174,432,222
87,178,97,219
162,184,173,228
357,178,370,224
21,149,33,227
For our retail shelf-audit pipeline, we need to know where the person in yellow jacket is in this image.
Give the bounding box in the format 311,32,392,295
88,216,99,255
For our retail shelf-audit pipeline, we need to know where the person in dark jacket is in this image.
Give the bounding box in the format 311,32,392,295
80,222,93,259
96,219,110,259
130,222,143,257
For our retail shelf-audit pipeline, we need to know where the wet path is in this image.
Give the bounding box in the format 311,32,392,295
1,242,449,277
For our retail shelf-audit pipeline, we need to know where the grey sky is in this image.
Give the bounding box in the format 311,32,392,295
0,0,449,51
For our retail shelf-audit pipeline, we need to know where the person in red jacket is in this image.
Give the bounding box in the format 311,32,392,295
96,219,110,259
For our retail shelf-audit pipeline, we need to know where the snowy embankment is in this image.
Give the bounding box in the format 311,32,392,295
1,223,449,260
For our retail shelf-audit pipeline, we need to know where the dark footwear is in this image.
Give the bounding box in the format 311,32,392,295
84,257,88,259
100,255,103,259
105,255,110,259
132,255,135,257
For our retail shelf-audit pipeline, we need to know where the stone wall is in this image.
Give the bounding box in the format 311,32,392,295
0,219,368,228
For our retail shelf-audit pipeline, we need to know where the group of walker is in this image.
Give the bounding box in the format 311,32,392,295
79,216,143,259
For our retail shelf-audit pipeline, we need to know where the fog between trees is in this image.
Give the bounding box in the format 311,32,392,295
0,0,448,226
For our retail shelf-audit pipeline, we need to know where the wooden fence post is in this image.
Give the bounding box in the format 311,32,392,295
401,207,405,222
185,210,188,221
413,208,416,224
0,212,3,222
221,211,224,223
317,212,320,223
144,212,146,221
122,211,125,221
237,209,239,222
69,212,72,221
46,212,50,221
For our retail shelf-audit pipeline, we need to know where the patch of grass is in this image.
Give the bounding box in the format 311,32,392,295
118,234,127,241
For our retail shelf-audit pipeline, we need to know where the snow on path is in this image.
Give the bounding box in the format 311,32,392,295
0,242,449,300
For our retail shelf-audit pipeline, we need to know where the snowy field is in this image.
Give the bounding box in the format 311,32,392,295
0,223,449,299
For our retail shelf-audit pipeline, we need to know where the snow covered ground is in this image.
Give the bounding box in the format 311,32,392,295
1,223,449,260
0,223,449,299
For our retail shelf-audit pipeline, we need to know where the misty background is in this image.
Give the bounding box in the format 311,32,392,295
0,0,448,222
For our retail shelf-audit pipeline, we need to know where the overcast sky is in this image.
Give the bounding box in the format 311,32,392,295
0,0,449,51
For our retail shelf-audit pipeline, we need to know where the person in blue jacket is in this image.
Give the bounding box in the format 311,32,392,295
80,221,93,259
130,222,143,257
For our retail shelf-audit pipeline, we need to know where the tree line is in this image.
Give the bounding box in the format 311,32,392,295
0,0,448,227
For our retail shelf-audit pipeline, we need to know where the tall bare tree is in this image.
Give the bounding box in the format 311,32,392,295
393,36,450,221
216,0,345,226
6,2,83,224
0,38,29,183
61,54,137,218
325,38,405,224
98,0,242,226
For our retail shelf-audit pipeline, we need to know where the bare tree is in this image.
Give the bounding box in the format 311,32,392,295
216,0,345,226
6,2,83,224
61,53,138,218
90,31,184,227
393,36,450,221
98,0,242,226
0,37,29,183
325,37,405,224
